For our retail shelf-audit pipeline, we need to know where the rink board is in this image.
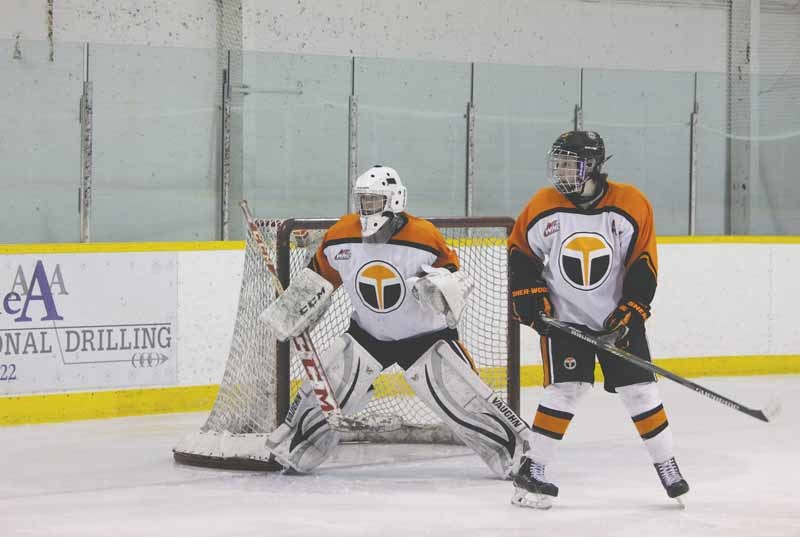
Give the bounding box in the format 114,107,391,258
1,236,799,425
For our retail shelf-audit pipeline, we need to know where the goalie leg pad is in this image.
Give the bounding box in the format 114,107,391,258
258,267,334,341
403,340,531,478
265,381,340,473
320,333,383,415
265,334,383,472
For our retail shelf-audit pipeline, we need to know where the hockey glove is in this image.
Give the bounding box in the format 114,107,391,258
258,268,334,341
602,299,650,348
407,265,474,329
511,285,554,336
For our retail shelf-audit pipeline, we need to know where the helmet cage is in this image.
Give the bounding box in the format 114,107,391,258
546,147,599,195
357,193,389,216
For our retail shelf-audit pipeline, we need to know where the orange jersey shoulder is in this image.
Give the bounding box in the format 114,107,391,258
312,212,460,285
508,186,570,260
391,213,460,270
598,181,652,229
599,181,657,272
312,213,361,287
323,213,362,242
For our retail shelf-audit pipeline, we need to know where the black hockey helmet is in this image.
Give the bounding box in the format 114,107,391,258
547,130,610,204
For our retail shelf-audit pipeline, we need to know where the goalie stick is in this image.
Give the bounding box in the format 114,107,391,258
240,201,343,424
539,315,780,423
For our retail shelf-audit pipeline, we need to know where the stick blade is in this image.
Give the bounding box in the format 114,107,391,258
760,397,782,422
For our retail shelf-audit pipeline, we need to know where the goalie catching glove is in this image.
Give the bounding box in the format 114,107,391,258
407,265,473,329
258,268,334,341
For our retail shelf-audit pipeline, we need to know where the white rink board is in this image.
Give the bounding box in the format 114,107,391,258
1,241,797,396
176,241,798,386
517,242,799,365
175,249,244,387
649,243,799,358
0,252,178,395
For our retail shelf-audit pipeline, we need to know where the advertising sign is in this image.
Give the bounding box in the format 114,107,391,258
0,252,178,395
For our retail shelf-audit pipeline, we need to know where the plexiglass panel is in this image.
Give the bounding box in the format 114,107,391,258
473,63,578,217
355,58,470,217
583,69,695,235
91,43,219,241
242,52,351,220
751,72,800,234
4,42,799,242
695,71,728,235
0,40,84,243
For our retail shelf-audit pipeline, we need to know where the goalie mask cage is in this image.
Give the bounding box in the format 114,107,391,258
174,216,520,470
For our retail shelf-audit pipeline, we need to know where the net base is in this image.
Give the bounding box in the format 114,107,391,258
172,451,283,472
173,430,281,471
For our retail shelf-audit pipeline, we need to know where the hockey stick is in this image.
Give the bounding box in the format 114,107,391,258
539,315,780,423
240,201,342,422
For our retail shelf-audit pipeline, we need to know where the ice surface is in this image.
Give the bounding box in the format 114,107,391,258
1,376,798,537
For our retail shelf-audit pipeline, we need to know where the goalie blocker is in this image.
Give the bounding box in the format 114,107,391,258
259,267,334,342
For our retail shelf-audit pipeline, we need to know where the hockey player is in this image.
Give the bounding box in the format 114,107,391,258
508,131,689,509
260,165,530,478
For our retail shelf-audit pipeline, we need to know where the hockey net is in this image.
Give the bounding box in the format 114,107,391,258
173,217,519,470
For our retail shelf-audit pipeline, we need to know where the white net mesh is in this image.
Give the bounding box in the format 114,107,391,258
174,217,518,469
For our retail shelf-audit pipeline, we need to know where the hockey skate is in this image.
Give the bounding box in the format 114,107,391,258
654,457,689,507
510,456,558,509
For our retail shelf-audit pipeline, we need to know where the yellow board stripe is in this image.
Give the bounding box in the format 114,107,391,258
646,355,800,378
0,241,246,255
2,354,799,427
0,385,219,426
525,355,800,385
445,237,506,247
657,236,800,245
0,236,798,255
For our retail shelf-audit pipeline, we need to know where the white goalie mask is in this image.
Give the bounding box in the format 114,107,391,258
353,165,407,238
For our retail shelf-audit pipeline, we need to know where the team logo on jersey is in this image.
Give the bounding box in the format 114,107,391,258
355,261,405,313
544,219,560,238
559,232,613,291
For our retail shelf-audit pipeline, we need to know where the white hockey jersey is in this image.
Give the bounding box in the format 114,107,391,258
508,181,658,331
312,213,460,341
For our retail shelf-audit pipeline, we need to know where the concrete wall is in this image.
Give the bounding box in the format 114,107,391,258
3,0,728,71
241,0,728,71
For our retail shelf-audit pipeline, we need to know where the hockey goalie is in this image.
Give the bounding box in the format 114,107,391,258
259,165,531,478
